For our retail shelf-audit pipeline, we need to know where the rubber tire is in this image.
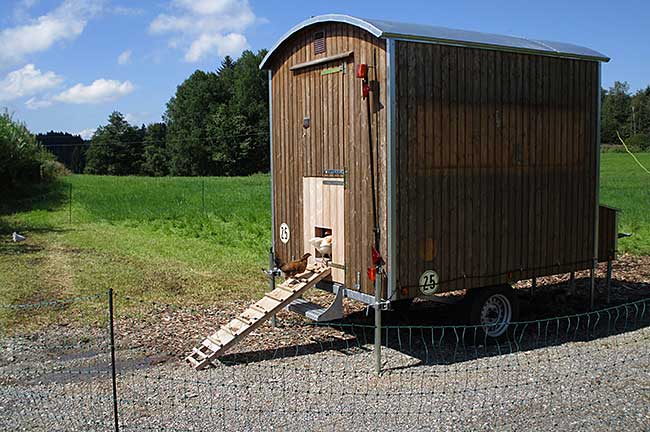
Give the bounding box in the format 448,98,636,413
390,298,414,314
466,285,519,340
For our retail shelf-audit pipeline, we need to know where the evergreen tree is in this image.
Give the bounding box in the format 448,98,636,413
141,123,169,176
163,50,269,176
164,70,229,175
36,131,86,172
601,81,632,143
85,112,144,175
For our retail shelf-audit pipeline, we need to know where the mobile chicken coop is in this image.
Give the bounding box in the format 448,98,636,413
188,14,618,369
260,13,619,315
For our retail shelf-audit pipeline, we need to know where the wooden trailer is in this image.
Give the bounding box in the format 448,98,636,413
258,15,616,334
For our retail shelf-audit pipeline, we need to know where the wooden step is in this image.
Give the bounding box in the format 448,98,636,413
265,290,290,303
257,296,281,312
192,348,208,359
250,304,271,315
234,315,254,326
241,308,265,321
202,337,221,352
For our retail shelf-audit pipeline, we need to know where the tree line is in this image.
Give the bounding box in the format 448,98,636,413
602,81,650,149
38,64,650,177
1,112,65,196
38,50,269,177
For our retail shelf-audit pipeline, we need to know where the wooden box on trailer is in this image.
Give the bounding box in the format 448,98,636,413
260,14,616,313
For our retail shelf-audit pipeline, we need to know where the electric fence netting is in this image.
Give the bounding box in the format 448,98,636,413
1,291,649,431
0,294,114,430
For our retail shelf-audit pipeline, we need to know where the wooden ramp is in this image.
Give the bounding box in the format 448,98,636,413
186,264,331,370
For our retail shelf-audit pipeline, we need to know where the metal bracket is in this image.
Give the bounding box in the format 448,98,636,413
262,268,282,277
365,300,391,316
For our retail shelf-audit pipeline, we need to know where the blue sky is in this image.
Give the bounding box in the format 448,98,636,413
0,0,648,137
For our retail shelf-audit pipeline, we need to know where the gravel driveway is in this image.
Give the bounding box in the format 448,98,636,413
2,258,649,431
1,309,649,431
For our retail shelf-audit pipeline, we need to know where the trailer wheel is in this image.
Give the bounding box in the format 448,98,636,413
468,285,519,338
390,298,414,314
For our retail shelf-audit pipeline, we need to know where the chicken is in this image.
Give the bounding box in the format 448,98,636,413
309,235,332,257
274,253,311,278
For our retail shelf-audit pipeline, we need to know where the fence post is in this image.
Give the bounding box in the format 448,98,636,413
374,269,382,375
69,183,72,224
108,289,119,432
606,260,613,304
269,247,277,327
201,178,206,214
589,261,596,310
530,277,536,297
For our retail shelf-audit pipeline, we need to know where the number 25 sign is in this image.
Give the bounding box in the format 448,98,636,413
419,270,439,295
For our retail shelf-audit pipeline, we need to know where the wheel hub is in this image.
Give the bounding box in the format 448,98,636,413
480,293,512,337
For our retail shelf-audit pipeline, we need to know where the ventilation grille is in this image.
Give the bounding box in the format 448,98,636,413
313,31,326,55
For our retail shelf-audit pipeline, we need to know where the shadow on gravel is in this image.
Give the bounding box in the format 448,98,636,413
218,278,650,369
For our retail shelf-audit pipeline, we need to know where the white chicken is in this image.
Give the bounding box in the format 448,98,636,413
12,232,26,243
309,235,332,258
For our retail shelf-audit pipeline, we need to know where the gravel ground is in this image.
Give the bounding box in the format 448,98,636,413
1,313,648,431
1,255,649,431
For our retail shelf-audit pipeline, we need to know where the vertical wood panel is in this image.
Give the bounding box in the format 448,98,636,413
395,40,600,296
270,23,387,295
453,46,465,292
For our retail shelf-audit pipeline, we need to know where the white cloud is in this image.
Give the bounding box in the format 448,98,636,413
54,79,134,104
0,64,63,102
149,0,255,62
25,97,54,109
0,0,103,68
76,128,95,139
13,0,40,21
124,112,151,124
111,5,144,16
117,49,132,65
185,33,248,62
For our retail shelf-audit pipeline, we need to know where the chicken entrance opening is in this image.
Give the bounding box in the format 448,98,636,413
311,227,333,260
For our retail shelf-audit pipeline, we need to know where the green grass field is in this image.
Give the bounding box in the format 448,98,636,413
0,175,271,328
599,153,650,255
0,153,648,328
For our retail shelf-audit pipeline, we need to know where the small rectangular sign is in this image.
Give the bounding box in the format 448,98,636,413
323,169,345,176
321,65,343,76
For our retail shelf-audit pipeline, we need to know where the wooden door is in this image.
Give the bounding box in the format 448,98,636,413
299,59,349,176
302,177,346,283
297,57,351,284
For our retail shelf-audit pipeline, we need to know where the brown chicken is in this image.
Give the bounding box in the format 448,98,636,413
274,253,311,278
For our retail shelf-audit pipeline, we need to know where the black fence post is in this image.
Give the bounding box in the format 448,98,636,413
68,183,73,224
202,178,206,214
108,288,119,432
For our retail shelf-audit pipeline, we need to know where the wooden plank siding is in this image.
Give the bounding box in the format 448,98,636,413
598,205,618,262
267,23,387,295
394,40,600,298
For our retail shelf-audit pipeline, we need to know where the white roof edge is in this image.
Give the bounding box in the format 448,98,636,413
259,14,383,69
259,14,609,70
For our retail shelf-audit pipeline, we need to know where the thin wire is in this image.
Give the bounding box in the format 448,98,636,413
616,130,650,175
39,131,270,148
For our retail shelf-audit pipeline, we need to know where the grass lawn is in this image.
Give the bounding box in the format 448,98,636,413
599,153,650,255
0,175,271,328
0,153,648,328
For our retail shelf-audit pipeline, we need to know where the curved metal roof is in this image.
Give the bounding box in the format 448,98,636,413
259,14,609,69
